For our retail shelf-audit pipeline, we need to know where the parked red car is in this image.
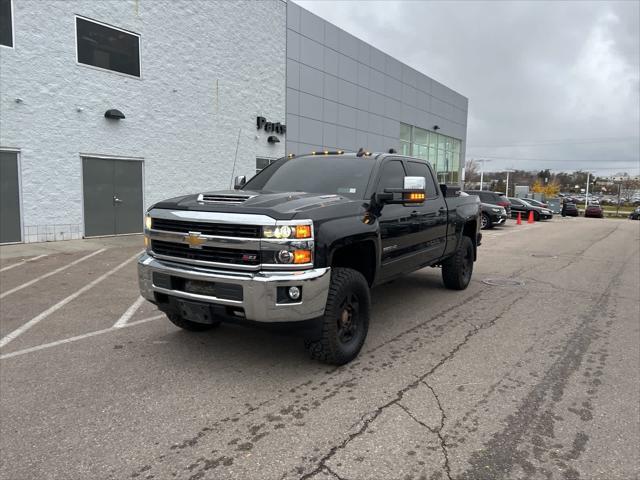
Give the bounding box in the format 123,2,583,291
585,204,604,218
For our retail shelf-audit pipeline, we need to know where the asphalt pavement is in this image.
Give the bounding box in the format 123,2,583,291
1,218,638,480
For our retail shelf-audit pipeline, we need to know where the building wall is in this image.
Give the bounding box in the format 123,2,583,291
0,0,286,242
286,2,468,177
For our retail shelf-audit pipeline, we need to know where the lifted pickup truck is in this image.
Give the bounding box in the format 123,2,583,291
138,152,481,364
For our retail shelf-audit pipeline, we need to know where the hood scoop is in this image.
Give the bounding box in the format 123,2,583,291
197,193,256,204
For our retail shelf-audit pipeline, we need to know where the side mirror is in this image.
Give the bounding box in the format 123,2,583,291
233,175,246,190
378,176,426,204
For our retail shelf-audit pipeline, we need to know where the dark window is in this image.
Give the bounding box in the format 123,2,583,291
76,17,140,77
0,0,12,47
243,155,375,199
406,161,438,197
255,157,276,174
510,198,524,206
377,160,406,193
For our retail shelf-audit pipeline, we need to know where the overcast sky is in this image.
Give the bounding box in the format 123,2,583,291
297,0,640,175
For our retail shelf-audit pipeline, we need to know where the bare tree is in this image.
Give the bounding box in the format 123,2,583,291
464,159,479,183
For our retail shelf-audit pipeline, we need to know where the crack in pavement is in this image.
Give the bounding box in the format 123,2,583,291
298,294,526,480
457,253,624,480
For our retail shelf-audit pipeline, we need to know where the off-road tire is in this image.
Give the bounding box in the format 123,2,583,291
442,236,474,290
166,313,220,332
305,268,370,365
481,213,493,229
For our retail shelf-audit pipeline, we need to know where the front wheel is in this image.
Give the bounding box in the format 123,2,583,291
442,236,474,290
305,268,370,365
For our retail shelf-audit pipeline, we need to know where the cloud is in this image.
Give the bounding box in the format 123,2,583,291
296,0,640,174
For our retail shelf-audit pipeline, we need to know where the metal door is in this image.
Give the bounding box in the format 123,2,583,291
114,159,143,234
82,157,143,236
0,151,22,243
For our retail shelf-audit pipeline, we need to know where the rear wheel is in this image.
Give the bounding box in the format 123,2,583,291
305,268,370,365
166,313,220,332
442,236,474,290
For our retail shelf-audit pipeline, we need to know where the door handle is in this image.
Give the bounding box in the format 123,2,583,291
410,210,419,217
438,207,446,215
113,196,123,205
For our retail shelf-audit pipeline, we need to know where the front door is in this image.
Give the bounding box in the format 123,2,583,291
82,157,143,237
0,151,22,243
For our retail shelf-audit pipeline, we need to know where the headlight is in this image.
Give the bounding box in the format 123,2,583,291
144,214,152,230
263,224,312,239
491,207,501,213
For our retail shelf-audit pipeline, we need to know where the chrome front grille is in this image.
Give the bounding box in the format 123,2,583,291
151,218,260,238
151,240,260,266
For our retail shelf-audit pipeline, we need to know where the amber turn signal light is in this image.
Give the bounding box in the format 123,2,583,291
293,249,312,264
295,225,312,239
405,192,426,201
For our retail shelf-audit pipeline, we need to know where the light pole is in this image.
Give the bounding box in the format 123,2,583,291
478,159,491,191
584,172,591,212
505,168,515,197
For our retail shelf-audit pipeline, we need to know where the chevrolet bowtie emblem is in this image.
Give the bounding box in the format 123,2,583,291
184,231,206,249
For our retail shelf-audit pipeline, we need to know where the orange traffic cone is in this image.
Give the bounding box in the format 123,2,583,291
517,212,522,225
528,211,534,224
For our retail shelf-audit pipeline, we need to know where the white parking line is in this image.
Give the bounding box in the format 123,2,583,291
0,250,142,349
0,255,48,273
0,249,106,299
113,295,146,328
0,314,164,360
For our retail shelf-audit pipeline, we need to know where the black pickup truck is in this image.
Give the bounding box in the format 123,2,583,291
138,152,481,364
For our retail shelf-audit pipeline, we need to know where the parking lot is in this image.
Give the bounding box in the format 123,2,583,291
1,217,638,480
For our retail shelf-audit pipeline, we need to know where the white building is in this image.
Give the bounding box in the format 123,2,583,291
0,0,467,244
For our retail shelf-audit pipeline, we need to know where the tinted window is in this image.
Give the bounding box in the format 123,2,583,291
377,160,406,193
510,198,524,206
0,0,12,47
76,17,140,77
406,161,438,197
243,155,374,199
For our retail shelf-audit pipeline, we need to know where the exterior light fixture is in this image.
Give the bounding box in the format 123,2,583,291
433,125,440,130
105,109,125,120
388,148,397,153
267,135,280,144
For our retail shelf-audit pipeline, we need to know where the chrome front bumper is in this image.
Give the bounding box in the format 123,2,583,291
137,253,331,323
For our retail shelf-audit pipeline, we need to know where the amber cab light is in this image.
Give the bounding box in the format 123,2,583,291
293,249,312,264
295,225,312,239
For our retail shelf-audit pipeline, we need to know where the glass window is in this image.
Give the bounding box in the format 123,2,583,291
437,149,446,172
406,161,438,197
256,157,276,174
412,144,428,160
377,160,406,193
0,0,12,47
244,155,375,199
400,123,412,142
413,127,429,146
429,132,440,149
76,17,140,77
399,140,411,156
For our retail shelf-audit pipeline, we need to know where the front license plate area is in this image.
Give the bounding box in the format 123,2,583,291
178,300,215,325
184,279,218,297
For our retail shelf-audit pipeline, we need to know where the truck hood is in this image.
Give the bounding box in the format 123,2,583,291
151,190,361,220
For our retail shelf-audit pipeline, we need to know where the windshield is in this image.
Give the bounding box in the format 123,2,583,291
243,155,375,199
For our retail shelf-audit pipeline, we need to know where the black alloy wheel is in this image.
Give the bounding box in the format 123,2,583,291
305,268,370,365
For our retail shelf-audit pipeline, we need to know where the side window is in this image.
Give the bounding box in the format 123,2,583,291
377,160,406,193
406,161,438,197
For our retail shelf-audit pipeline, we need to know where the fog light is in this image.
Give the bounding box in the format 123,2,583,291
278,250,294,263
288,286,301,301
